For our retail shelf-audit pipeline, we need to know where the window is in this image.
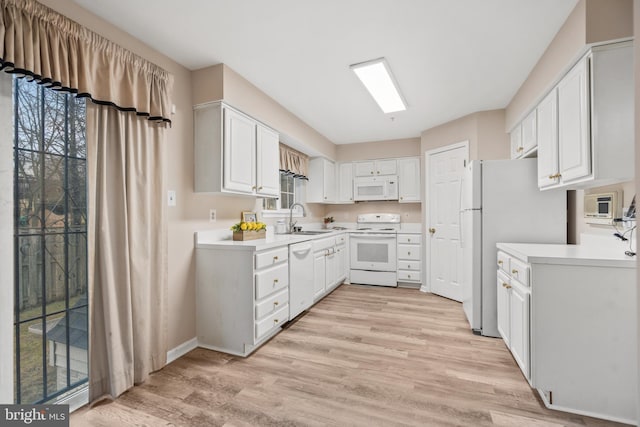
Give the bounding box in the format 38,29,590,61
262,172,305,216
13,77,88,404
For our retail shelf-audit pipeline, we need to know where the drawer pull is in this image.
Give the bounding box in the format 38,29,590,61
506,285,512,289
407,238,411,242
502,282,509,288
408,252,411,256
258,186,263,190
512,269,518,274
408,274,412,278
273,279,279,284
408,265,411,269
497,260,503,265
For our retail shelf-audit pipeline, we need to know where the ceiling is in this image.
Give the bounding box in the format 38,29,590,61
74,0,578,145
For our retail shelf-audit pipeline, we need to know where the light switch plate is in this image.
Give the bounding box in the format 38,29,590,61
167,190,176,207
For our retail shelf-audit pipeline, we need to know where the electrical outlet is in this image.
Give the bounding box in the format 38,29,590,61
167,190,176,207
209,209,217,222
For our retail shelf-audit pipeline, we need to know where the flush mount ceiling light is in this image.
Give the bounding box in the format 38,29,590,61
350,58,407,114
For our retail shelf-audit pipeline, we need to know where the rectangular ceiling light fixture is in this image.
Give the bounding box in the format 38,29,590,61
350,58,407,114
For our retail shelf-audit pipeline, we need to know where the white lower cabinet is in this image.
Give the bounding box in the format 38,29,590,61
196,245,289,357
397,233,422,286
313,234,347,301
497,244,636,425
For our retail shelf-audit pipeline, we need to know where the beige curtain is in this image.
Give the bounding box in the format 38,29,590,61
280,143,309,178
0,0,173,122
87,103,167,401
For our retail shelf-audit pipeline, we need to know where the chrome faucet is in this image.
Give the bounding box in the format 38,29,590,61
289,202,306,233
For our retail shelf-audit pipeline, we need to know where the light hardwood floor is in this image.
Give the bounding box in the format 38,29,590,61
71,285,626,426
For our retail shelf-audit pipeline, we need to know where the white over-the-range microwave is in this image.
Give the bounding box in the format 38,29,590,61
353,175,398,201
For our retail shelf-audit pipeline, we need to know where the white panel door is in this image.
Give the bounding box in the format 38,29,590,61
537,89,560,188
510,124,522,159
223,108,256,194
558,56,591,183
521,110,537,154
427,144,467,301
256,124,280,197
323,160,336,202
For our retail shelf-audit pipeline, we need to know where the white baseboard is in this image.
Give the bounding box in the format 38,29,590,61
166,337,198,364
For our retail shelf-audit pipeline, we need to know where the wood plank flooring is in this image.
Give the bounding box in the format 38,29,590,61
71,285,627,426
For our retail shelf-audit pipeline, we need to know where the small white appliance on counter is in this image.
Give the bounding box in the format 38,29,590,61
460,159,566,337
350,213,400,287
353,176,398,201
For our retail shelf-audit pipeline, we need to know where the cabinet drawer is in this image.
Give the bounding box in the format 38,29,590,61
255,246,288,270
398,270,421,282
397,234,420,244
497,251,510,274
398,260,421,271
255,304,289,341
510,257,530,287
313,236,336,252
397,244,421,260
255,289,289,320
255,263,289,300
336,234,347,246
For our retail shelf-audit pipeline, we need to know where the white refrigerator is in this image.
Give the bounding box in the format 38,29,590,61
461,159,566,337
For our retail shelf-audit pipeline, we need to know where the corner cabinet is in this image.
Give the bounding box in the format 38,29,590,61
537,42,633,190
336,162,354,203
194,102,279,197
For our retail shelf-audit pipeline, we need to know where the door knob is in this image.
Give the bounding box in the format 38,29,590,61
429,228,436,235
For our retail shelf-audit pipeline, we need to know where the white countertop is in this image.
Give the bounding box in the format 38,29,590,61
196,229,348,251
496,242,636,268
195,222,423,251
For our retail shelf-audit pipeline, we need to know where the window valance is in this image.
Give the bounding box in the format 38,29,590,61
280,143,309,179
0,0,173,123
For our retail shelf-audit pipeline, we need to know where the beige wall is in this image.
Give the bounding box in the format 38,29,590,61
336,138,420,162
327,202,421,224
192,64,336,160
420,109,509,161
505,0,633,131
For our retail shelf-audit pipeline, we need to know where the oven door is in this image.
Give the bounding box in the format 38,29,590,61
350,234,397,271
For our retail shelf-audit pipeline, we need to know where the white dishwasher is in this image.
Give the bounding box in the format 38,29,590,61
288,241,315,319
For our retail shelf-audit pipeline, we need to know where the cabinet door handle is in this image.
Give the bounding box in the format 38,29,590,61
370,171,374,175
502,282,511,288
512,269,518,274
408,274,412,278
252,186,257,190
517,146,524,152
273,256,278,261
497,260,503,265
274,301,279,306
258,186,263,190
377,171,380,174
273,279,279,284
407,238,411,242
274,318,279,324
505,285,512,289
429,228,436,235
407,252,411,256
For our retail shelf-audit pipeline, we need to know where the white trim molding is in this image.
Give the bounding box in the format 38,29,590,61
166,337,198,365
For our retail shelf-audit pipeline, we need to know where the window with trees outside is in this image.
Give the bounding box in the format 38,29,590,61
13,76,88,404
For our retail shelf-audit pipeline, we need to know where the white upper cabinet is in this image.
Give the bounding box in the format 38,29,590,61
536,89,559,188
194,102,280,197
354,159,397,176
397,157,421,203
536,42,633,190
510,124,523,159
336,162,354,203
307,157,336,203
520,110,537,155
223,108,256,194
557,56,591,184
256,124,280,197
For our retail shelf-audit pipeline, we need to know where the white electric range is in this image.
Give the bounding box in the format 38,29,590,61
349,213,399,287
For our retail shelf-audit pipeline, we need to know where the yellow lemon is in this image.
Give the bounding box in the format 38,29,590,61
240,222,248,231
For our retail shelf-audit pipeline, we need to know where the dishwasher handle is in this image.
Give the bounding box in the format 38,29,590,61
291,244,313,255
